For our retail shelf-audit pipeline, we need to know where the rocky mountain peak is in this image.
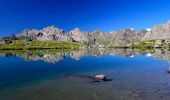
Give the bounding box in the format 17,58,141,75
125,29,135,33
42,26,65,36
8,20,170,46
142,20,170,40
18,29,39,38
70,28,81,34
93,30,105,36
69,28,88,42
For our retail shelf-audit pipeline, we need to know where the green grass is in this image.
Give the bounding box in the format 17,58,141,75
0,40,81,50
112,40,156,49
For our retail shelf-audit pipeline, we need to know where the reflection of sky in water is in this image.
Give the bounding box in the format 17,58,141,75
0,49,170,100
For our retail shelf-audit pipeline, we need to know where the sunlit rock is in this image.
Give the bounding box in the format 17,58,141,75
95,74,106,81
69,28,88,43
142,20,170,40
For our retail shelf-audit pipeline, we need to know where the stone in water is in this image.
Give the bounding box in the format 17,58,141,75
95,74,106,81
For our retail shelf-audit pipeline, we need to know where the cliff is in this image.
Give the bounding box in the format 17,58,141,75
2,20,170,47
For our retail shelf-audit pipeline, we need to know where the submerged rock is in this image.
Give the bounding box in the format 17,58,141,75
63,74,109,83
63,74,95,83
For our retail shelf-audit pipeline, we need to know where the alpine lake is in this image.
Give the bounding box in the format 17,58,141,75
0,48,170,100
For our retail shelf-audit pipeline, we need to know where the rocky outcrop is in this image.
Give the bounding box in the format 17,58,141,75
88,30,110,46
86,29,146,46
17,26,90,42
109,29,146,46
17,26,71,41
38,26,71,41
142,21,170,40
69,28,88,43
10,20,170,46
15,26,147,46
17,29,40,40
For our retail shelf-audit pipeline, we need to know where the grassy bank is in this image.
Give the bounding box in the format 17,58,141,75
113,40,156,49
0,40,81,50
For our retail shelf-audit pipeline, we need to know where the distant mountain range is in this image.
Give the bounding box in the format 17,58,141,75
1,20,170,47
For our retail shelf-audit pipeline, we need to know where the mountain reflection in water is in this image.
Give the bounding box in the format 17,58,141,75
0,48,169,63
1,48,170,100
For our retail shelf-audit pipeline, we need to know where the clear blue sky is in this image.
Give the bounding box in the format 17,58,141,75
0,0,170,37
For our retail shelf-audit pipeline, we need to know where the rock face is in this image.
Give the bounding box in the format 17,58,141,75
88,30,111,46
18,29,39,40
11,20,170,46
69,28,88,43
109,29,146,46
38,26,71,41
142,21,170,40
16,26,147,46
87,29,146,46
18,26,71,42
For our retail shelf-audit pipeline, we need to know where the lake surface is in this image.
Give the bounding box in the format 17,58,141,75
0,48,170,100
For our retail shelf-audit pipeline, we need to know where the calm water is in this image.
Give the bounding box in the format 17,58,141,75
0,49,170,100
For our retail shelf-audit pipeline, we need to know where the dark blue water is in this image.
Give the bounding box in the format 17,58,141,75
0,49,170,100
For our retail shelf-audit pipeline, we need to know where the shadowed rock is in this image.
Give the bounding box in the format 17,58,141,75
63,74,112,83
167,67,170,73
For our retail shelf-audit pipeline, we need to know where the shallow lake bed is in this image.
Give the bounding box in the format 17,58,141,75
0,49,170,100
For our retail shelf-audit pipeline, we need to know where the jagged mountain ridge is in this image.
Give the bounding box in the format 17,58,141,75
6,20,170,46
15,26,147,46
142,21,170,40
